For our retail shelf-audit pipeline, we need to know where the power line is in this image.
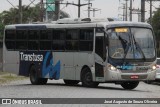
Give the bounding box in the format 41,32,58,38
66,0,92,18
85,0,94,18
6,0,16,8
19,0,22,24
88,8,101,17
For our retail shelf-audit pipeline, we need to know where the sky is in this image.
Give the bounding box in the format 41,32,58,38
0,0,160,22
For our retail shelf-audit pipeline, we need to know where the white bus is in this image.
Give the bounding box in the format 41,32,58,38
3,18,157,90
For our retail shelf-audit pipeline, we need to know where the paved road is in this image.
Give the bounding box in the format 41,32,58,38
0,79,160,107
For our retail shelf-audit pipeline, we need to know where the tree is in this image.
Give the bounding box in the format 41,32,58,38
0,4,70,25
0,4,70,39
151,9,160,56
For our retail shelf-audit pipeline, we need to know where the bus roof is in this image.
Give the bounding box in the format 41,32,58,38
5,18,152,30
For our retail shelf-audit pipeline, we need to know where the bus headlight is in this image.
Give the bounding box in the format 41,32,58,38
109,65,117,71
152,65,156,70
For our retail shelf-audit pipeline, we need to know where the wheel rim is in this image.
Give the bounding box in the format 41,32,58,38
30,69,36,82
85,72,92,84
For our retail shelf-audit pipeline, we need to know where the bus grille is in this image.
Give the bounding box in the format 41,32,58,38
121,70,147,73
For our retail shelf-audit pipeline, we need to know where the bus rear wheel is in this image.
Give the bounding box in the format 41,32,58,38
64,80,79,85
121,81,139,90
30,66,48,85
81,68,99,88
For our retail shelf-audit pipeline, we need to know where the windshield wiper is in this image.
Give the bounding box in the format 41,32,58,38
132,34,146,60
118,36,132,64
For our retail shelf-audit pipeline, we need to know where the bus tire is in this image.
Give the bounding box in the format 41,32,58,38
40,78,48,85
81,67,99,88
63,80,79,85
30,66,48,85
121,81,139,90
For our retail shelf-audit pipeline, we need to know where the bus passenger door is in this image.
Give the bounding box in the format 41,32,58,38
95,29,105,81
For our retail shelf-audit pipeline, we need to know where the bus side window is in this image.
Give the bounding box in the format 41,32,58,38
80,29,93,51
66,29,79,51
40,30,52,50
28,30,39,50
5,30,16,50
52,29,65,51
15,30,28,50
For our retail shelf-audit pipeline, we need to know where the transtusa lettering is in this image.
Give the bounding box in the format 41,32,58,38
20,52,43,62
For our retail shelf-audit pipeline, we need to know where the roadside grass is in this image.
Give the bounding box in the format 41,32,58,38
0,71,28,84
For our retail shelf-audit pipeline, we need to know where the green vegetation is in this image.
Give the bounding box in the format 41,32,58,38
0,3,70,39
0,72,27,84
150,9,160,57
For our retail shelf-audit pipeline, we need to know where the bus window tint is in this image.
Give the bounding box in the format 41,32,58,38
28,41,39,50
80,29,93,51
52,30,65,51
15,30,28,50
16,41,27,50
53,30,65,40
16,30,28,40
5,41,15,50
40,30,52,50
5,30,15,39
5,30,16,50
40,41,52,50
28,30,39,40
40,30,52,40
66,29,79,51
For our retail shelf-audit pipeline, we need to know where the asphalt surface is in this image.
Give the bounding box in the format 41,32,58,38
0,79,160,107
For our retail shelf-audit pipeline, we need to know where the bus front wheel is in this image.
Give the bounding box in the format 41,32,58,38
121,81,139,90
81,68,99,88
30,66,48,85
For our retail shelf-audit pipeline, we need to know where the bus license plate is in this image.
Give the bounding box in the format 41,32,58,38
131,75,139,79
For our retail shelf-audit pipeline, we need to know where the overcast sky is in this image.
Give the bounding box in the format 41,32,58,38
0,0,160,22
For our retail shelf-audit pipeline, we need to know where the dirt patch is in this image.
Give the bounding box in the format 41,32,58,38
0,72,28,84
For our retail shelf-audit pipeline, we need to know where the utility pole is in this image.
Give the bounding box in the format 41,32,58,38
118,3,126,21
67,0,91,18
130,0,132,21
125,0,129,21
131,8,141,22
85,0,94,18
141,0,145,22
78,0,81,18
150,0,152,24
89,8,101,17
55,0,60,20
40,0,44,22
19,0,22,24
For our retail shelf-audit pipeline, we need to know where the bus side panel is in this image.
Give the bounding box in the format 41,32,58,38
3,47,19,75
54,52,75,80
74,52,94,81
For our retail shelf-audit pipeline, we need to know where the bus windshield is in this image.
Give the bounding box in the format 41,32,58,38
108,27,155,60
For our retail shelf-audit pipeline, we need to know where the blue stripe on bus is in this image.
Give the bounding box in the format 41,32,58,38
42,52,61,79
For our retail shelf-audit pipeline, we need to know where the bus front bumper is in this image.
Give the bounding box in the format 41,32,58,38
103,69,156,82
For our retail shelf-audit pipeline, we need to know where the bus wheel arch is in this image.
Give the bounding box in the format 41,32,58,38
81,66,99,87
28,63,35,76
